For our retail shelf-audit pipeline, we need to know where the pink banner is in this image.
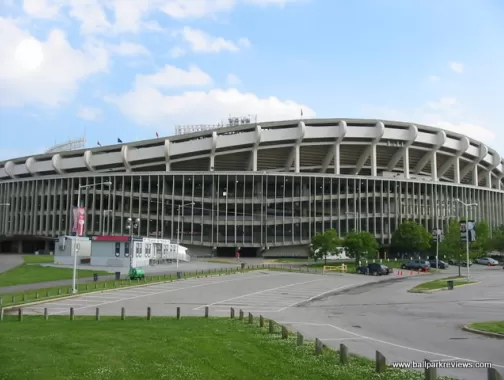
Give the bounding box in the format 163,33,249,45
77,207,86,236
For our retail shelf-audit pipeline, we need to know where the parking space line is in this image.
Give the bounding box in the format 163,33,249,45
42,272,286,316
192,278,324,311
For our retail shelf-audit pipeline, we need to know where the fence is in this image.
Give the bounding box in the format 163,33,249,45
1,306,501,380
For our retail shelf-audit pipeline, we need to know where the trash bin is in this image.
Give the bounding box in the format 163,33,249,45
93,273,98,282
115,271,121,281
129,268,145,280
447,280,454,290
241,262,246,269
177,271,182,279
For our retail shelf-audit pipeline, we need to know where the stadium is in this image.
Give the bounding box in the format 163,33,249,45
0,118,503,257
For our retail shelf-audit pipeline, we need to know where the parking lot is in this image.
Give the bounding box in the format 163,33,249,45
21,270,404,317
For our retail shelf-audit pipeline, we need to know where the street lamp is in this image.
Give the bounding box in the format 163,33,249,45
455,198,478,282
72,181,112,294
177,202,194,268
126,217,140,269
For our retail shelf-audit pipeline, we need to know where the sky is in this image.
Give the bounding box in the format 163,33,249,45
0,0,503,161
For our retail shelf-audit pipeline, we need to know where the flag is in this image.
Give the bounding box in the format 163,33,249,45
156,132,159,138
97,141,101,146
301,109,303,117
117,138,123,143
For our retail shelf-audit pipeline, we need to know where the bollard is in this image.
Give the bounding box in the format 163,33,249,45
239,309,244,320
0,308,3,321
424,359,437,380
147,307,151,320
23,294,26,302
12,296,15,303
259,315,264,327
281,325,288,339
45,290,49,298
248,313,253,324
95,308,100,321
70,307,74,320
296,332,304,346
36,292,39,299
230,308,235,319
58,288,61,295
340,344,348,364
315,338,323,355
487,368,502,380
205,306,209,318
375,351,386,373
104,283,107,289
121,307,126,320
18,308,23,321
86,284,89,291
268,319,274,334
176,307,181,319
0,296,2,306
44,308,48,320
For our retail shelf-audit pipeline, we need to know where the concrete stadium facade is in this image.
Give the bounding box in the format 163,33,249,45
1,118,503,257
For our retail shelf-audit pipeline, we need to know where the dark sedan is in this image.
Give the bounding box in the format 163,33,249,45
356,263,392,276
429,260,449,269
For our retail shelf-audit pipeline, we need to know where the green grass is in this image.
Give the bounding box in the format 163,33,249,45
0,316,453,380
0,256,110,287
269,258,310,263
469,321,504,335
409,276,474,293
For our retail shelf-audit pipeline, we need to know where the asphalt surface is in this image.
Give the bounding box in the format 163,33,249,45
0,255,23,273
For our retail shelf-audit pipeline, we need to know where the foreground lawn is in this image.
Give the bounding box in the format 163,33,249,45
409,276,474,293
469,321,504,335
0,256,110,287
0,316,450,380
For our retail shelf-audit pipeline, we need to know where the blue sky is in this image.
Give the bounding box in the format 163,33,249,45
1,0,503,160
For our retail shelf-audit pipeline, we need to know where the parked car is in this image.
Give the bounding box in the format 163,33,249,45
447,259,472,267
429,260,449,269
475,257,499,266
401,260,430,271
356,263,392,276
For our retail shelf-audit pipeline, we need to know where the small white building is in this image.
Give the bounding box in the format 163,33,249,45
90,236,191,268
54,236,92,265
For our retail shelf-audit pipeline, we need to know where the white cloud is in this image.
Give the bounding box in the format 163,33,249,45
161,0,236,19
178,27,251,53
428,75,440,82
77,106,103,120
226,73,242,85
22,0,63,19
449,61,464,73
0,18,108,107
360,97,496,145
105,85,315,128
135,65,213,89
169,47,186,58
109,42,149,56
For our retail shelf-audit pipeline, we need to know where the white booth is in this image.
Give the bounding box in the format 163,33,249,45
54,236,92,265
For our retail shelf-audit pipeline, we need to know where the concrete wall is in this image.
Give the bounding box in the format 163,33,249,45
90,241,130,268
54,236,91,261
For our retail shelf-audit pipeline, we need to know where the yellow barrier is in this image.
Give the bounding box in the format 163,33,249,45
322,264,347,273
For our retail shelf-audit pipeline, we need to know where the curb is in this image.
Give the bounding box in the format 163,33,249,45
295,276,408,306
408,281,481,294
463,325,504,339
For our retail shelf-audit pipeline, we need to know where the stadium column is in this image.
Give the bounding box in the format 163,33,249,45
284,121,305,173
353,122,384,176
320,120,347,174
210,132,217,171
438,136,469,184
412,129,445,179
164,139,171,171
480,151,501,189
248,125,262,171
386,124,418,179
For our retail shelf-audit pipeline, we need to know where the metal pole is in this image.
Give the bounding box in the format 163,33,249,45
177,206,180,269
465,205,470,281
435,233,439,271
72,187,81,294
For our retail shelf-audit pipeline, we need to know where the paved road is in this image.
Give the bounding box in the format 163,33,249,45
284,268,504,380
0,255,23,273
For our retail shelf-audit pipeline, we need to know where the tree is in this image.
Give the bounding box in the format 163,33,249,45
439,218,464,276
342,230,379,265
309,229,341,265
471,220,492,258
491,224,504,253
391,220,431,253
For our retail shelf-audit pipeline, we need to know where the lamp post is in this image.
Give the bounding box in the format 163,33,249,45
72,181,112,294
126,217,140,269
176,202,194,268
455,199,478,282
